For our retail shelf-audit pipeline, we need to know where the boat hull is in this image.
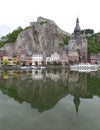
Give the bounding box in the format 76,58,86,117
70,63,98,72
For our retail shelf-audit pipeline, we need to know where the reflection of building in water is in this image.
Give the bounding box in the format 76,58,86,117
60,69,69,83
0,69,68,82
68,72,87,114
90,70,100,78
32,69,69,82
68,72,87,93
68,71,79,82
2,70,18,79
32,70,43,80
0,71,3,80
73,96,80,114
46,71,60,82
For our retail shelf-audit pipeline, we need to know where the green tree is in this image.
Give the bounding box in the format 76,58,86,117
81,29,94,34
87,33,100,54
62,35,70,45
0,26,23,43
2,59,9,66
0,41,4,47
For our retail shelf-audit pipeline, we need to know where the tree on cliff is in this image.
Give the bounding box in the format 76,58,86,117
0,26,23,43
87,33,100,54
81,29,94,34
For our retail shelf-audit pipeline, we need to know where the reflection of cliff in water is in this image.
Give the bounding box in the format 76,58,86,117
0,70,68,112
0,70,100,113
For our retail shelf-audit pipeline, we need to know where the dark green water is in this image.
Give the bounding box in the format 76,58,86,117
0,69,100,130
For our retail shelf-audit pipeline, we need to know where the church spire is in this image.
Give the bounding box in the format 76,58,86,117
74,17,81,35
73,96,80,114
76,17,79,24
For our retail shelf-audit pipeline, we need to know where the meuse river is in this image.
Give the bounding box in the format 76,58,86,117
0,69,100,130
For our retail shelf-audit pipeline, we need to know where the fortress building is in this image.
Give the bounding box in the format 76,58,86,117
68,18,87,63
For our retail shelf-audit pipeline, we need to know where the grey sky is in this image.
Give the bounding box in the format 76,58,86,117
0,0,100,37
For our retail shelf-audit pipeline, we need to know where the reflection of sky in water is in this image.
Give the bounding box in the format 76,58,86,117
0,91,100,130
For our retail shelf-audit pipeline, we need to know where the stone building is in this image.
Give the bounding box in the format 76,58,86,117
68,52,79,63
68,18,87,63
59,50,68,65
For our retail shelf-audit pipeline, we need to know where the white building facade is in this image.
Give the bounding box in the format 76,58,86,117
51,53,60,63
46,56,52,65
32,54,43,66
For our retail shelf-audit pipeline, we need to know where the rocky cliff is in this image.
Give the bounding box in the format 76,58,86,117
0,17,70,55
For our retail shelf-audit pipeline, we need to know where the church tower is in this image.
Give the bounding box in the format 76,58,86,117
68,18,87,62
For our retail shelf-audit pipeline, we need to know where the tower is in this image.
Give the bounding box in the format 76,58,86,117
68,18,87,62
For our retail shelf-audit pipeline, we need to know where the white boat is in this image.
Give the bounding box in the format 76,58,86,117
31,66,46,70
70,63,98,72
19,66,32,70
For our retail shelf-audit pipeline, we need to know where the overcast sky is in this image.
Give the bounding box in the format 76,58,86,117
0,0,100,37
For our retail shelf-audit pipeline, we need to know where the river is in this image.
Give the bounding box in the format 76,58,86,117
0,69,100,130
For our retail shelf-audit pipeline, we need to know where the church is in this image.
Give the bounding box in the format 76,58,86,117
68,18,87,63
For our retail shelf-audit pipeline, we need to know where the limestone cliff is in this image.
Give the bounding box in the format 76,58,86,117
0,17,70,55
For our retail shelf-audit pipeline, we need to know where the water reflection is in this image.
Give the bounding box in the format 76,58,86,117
0,69,100,113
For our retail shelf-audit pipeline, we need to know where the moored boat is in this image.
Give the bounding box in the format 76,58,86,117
70,63,98,72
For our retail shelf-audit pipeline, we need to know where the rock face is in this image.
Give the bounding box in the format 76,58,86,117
0,17,70,55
